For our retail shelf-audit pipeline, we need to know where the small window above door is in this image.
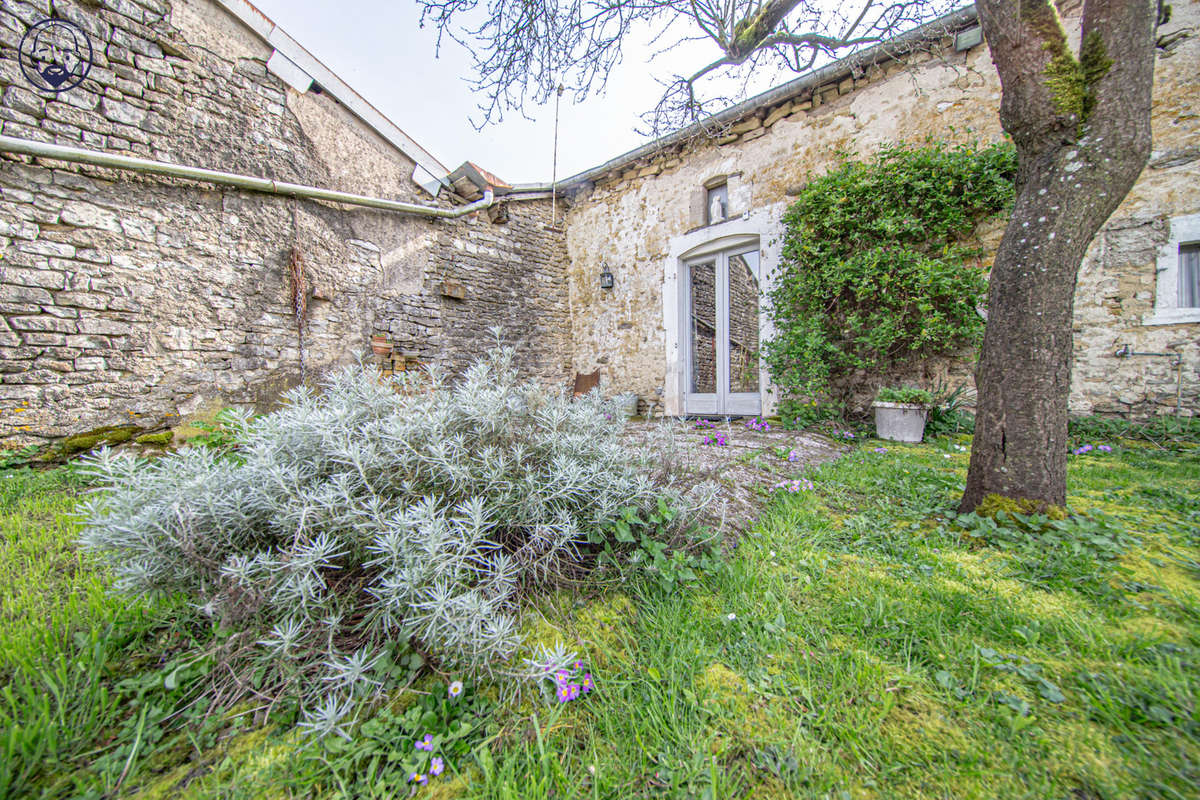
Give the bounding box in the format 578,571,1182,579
706,183,729,225
687,174,741,229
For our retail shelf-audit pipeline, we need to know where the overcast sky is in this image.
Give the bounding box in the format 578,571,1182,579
250,1,774,183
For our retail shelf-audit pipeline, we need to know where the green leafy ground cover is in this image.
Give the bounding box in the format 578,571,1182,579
2,433,1196,799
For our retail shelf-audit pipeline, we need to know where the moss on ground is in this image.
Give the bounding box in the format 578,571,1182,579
135,431,174,446
697,662,747,708
976,492,1068,519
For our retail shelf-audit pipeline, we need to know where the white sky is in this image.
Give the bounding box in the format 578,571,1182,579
249,0,775,183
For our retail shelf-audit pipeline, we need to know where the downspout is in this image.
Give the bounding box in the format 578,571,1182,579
0,135,492,218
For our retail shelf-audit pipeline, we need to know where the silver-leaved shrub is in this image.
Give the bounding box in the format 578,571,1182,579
78,343,702,736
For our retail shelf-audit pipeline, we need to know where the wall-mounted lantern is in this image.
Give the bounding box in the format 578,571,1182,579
599,266,614,290
954,26,983,52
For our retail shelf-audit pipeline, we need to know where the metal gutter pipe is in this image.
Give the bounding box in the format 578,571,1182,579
0,135,493,218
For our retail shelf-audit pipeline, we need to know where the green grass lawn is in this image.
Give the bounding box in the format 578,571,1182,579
2,436,1197,799
0,468,179,800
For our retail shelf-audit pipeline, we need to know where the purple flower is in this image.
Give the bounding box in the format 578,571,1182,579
1097,444,1112,452
574,660,584,670
567,683,581,700
409,772,427,784
430,757,445,776
556,683,573,703
872,447,888,454
554,669,570,685
581,673,595,693
415,734,434,751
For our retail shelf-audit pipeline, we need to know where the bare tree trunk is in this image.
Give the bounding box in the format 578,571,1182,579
960,0,1156,511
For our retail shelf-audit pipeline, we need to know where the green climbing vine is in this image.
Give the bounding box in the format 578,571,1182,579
764,140,1016,415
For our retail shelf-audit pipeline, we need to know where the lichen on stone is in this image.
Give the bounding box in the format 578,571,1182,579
59,425,141,455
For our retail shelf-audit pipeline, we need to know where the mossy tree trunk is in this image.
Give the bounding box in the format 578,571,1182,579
960,0,1157,511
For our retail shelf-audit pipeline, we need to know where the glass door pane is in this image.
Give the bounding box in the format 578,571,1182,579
727,250,760,394
1181,245,1200,308
689,260,717,394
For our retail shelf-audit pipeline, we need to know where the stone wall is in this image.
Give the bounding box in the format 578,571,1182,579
2,0,1193,439
0,0,570,442
562,4,1200,417
428,201,571,384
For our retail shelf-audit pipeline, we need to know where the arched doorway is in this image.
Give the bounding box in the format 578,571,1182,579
682,241,761,416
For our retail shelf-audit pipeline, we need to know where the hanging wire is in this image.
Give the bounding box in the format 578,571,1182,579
551,83,564,227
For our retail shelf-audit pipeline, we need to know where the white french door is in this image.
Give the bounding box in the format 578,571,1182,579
683,245,762,416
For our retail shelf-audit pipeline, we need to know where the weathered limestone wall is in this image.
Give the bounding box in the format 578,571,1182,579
0,0,570,441
563,5,1200,417
429,200,571,384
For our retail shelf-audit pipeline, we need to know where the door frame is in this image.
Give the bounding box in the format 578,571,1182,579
682,244,763,416
663,204,785,417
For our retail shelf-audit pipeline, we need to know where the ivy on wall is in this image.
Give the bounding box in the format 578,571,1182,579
764,140,1016,411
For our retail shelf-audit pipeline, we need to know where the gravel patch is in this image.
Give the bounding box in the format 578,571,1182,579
620,419,847,535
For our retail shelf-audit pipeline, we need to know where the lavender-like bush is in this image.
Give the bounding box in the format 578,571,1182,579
77,339,705,735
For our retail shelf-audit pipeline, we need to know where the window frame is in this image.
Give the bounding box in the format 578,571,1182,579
1147,212,1200,325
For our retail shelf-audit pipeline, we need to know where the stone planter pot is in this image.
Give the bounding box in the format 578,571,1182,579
614,392,639,419
873,402,928,443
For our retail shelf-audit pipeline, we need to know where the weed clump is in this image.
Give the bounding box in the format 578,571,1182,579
78,342,704,736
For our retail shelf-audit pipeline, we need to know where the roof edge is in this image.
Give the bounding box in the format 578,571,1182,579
555,4,979,190
213,0,451,188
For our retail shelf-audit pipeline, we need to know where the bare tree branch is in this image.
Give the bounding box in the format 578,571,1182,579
416,0,962,131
